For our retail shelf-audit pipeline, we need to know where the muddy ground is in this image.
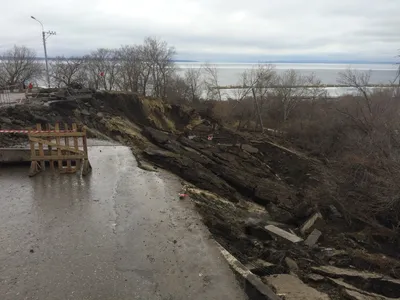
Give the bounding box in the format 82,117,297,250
1,92,400,299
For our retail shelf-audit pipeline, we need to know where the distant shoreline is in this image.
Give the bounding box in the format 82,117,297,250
176,61,398,65
35,57,397,65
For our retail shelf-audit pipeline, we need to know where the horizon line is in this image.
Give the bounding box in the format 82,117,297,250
36,57,397,64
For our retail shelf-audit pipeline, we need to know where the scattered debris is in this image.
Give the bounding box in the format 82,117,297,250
246,259,275,270
285,257,299,272
245,259,280,277
327,277,398,300
0,117,12,124
311,265,382,280
343,289,380,300
328,205,342,219
312,266,400,298
80,109,91,116
300,212,323,235
265,225,303,243
305,229,322,247
179,193,188,199
306,273,325,282
265,274,330,300
321,248,348,257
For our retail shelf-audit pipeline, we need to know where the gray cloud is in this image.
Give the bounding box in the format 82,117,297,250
0,0,399,61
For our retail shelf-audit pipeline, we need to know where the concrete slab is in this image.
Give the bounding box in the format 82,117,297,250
265,225,303,243
300,212,323,234
305,229,322,247
265,274,330,300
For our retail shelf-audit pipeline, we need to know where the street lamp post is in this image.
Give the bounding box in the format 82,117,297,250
31,16,56,88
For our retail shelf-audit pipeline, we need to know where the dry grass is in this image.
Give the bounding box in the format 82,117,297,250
199,90,400,238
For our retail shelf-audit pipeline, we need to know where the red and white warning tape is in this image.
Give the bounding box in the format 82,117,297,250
0,130,76,134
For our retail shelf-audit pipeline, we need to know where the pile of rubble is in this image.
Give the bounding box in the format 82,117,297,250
25,87,94,103
188,185,400,299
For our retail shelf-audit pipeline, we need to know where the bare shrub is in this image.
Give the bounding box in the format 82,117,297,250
165,74,190,105
282,80,400,231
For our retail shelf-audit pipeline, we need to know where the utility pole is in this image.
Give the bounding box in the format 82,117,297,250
31,16,56,88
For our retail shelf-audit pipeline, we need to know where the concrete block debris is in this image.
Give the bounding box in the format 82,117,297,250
265,225,303,243
300,212,323,235
305,229,322,247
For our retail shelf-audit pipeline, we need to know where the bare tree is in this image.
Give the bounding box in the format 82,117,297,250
203,63,224,101
274,69,308,122
0,45,42,90
238,64,276,131
141,37,176,99
183,67,203,102
117,45,143,93
337,69,378,134
306,72,328,101
50,56,86,87
84,48,119,91
338,68,372,104
393,55,400,98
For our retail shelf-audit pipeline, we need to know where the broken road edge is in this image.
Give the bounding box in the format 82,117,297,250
216,242,280,300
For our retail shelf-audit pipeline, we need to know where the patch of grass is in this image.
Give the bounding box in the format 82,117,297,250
104,116,149,150
186,117,203,130
163,117,176,132
140,98,177,132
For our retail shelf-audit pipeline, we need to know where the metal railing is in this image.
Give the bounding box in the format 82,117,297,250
0,85,26,106
0,88,11,105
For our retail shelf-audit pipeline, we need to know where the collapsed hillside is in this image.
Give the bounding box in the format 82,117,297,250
1,92,400,299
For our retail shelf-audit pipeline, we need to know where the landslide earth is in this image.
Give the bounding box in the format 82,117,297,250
1,91,400,299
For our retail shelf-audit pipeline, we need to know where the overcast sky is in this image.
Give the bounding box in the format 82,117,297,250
1,0,399,62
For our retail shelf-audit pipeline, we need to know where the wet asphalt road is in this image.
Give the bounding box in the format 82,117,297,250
0,146,246,300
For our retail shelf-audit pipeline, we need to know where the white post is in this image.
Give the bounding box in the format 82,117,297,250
31,16,56,88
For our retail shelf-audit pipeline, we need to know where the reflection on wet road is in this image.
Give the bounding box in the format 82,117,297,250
0,146,245,300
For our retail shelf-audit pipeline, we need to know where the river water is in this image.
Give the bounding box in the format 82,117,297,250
177,62,399,85
177,62,399,98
